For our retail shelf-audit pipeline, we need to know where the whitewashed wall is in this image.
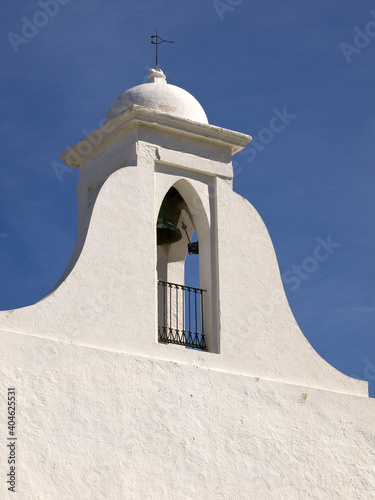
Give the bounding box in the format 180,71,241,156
0,332,374,499
0,107,373,498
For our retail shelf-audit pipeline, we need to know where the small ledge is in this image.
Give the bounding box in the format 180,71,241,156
61,105,252,169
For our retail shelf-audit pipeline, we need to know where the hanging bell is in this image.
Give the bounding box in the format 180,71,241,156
157,189,183,245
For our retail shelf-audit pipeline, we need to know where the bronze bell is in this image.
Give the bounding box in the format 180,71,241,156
157,188,183,245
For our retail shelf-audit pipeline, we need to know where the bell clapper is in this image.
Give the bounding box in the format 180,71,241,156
182,221,199,255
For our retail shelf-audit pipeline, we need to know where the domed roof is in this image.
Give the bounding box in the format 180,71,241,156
105,69,208,124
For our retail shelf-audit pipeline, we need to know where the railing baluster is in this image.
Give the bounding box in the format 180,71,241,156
176,286,180,337
163,281,167,342
188,287,191,344
195,289,198,346
200,289,205,349
169,283,172,336
182,283,186,345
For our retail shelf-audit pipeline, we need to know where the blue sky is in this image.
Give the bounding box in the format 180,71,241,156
1,1,374,394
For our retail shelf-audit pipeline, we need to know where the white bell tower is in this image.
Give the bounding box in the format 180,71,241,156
47,66,251,357
0,68,374,499
0,68,366,393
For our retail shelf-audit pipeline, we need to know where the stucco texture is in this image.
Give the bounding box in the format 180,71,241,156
0,333,374,499
0,107,373,499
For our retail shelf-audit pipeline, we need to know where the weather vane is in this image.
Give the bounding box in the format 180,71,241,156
150,30,175,69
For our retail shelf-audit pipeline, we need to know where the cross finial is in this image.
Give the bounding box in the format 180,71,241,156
150,30,175,69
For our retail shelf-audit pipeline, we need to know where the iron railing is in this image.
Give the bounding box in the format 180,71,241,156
158,280,206,350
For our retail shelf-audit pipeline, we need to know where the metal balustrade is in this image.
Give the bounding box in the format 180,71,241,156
158,280,206,350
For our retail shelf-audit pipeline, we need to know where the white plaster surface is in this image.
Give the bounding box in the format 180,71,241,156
0,112,367,397
0,333,374,499
0,82,374,498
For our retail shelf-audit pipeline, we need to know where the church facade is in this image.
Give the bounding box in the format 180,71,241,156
0,69,374,499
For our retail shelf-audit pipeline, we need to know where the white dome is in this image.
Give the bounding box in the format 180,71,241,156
105,69,208,124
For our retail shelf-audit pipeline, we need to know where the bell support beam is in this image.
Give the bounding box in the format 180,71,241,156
154,146,233,179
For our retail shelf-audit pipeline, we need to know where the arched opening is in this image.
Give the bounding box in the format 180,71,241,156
157,185,207,350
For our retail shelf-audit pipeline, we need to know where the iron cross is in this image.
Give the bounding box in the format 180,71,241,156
150,30,175,69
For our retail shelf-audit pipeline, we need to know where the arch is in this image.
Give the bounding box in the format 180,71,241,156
156,178,215,352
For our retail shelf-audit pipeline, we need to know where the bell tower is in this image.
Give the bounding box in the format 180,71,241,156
60,67,251,355
0,67,374,500
0,67,367,393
